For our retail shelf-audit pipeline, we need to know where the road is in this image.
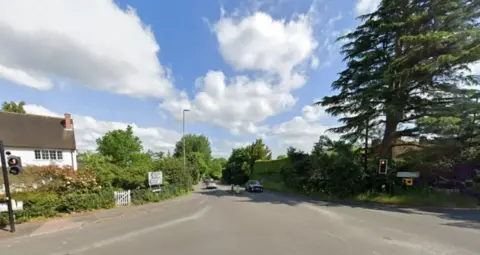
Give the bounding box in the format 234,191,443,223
1,185,480,255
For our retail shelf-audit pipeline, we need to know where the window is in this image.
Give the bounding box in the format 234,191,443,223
41,150,49,160
49,150,57,160
35,149,64,161
34,150,41,159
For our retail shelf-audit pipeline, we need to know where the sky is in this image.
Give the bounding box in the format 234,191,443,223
0,0,385,158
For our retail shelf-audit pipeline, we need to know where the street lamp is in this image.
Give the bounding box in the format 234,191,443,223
182,109,190,173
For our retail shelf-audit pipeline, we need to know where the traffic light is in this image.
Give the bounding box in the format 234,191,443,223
7,155,23,175
378,159,388,174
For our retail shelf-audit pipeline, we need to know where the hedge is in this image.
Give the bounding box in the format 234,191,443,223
0,185,191,226
253,158,291,175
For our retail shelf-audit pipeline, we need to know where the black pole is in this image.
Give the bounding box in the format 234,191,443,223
0,141,15,233
364,119,369,173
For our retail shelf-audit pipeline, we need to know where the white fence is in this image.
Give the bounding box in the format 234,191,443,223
114,190,131,207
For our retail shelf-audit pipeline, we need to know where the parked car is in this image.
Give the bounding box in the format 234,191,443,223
206,181,217,189
245,180,263,192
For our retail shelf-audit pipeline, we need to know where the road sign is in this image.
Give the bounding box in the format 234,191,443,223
0,200,23,212
397,172,420,178
148,171,163,186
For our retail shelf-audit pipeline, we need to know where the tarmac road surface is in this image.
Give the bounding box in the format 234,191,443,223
1,185,479,255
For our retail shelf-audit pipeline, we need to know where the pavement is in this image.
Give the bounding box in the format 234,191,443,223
0,185,479,255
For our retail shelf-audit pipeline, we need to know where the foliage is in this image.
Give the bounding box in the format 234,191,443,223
253,158,291,175
2,100,26,113
309,136,365,197
174,134,212,165
188,152,209,182
131,185,190,205
222,147,250,185
246,139,272,175
96,125,143,165
34,165,101,194
79,153,122,189
318,0,480,157
155,156,193,191
209,158,226,179
0,190,115,225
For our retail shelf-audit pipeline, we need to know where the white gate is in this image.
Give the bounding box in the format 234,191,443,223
114,190,131,207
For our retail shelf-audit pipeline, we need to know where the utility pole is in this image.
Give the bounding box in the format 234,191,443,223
0,141,15,232
183,109,189,173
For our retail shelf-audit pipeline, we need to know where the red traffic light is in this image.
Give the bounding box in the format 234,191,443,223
7,156,23,175
8,157,17,166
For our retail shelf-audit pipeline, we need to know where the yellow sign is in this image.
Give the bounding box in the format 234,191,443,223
403,178,413,186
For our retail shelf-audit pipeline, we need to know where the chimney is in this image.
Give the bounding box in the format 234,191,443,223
64,113,72,130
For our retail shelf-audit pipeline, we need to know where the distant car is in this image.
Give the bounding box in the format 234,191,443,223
245,180,263,192
206,181,217,189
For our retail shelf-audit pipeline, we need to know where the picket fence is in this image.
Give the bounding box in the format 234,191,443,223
114,190,131,207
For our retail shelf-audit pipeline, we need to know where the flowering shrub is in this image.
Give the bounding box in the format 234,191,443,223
32,165,101,194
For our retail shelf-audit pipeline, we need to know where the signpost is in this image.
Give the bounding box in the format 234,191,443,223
0,141,15,232
148,171,163,193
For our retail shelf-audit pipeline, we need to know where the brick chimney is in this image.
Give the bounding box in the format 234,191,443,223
64,113,72,130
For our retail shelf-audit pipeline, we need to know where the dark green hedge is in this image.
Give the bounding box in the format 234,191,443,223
253,158,291,175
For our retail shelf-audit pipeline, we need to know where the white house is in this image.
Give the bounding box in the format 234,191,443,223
0,111,78,170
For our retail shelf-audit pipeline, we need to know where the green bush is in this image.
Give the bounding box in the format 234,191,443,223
131,189,161,205
0,190,115,225
253,158,291,175
59,191,114,213
132,185,190,205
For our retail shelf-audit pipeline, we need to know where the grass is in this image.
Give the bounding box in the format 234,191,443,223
254,173,479,208
353,191,478,208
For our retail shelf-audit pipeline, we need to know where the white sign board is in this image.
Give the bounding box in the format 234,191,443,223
0,200,23,212
148,171,163,186
396,172,420,178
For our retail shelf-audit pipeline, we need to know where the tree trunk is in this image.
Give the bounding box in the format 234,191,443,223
380,114,399,157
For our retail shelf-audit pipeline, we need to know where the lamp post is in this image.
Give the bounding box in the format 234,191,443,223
183,109,189,173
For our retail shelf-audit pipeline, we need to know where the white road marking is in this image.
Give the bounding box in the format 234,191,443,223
301,203,343,221
51,205,212,255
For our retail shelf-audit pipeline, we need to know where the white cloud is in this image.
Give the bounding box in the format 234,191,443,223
160,10,318,135
160,70,297,135
24,104,182,153
355,0,381,15
470,62,480,75
268,104,338,155
214,12,317,83
0,0,173,98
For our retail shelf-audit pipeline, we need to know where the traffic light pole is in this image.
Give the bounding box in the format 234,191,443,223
0,141,15,233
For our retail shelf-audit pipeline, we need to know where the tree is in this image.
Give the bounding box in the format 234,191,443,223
318,0,480,157
222,148,250,185
2,101,26,113
96,125,143,165
209,158,227,179
187,152,209,183
173,134,212,164
277,155,287,159
246,138,272,175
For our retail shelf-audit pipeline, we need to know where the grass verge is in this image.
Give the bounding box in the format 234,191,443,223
254,173,479,208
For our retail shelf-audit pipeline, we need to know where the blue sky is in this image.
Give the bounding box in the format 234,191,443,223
0,0,379,157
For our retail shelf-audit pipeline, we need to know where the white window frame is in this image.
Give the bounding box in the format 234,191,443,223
34,150,41,159
35,149,64,161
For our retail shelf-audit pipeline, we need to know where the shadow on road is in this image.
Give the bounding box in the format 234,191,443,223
198,186,480,232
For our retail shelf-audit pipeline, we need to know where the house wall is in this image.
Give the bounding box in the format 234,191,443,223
0,147,78,170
